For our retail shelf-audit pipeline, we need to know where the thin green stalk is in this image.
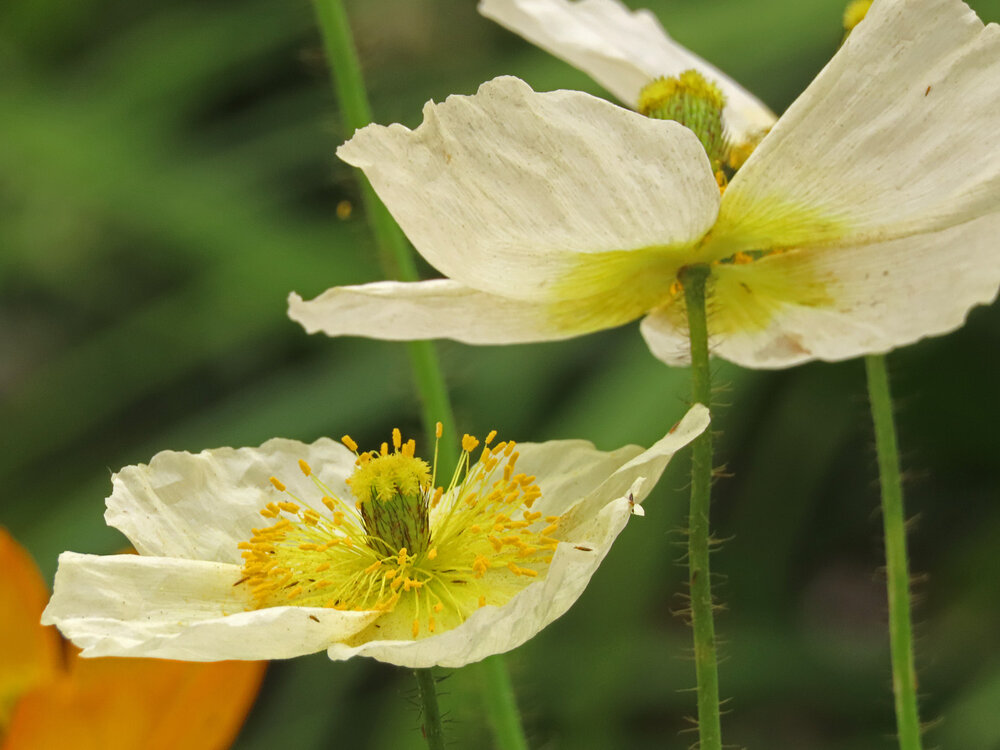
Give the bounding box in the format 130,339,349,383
312,0,456,458
477,655,530,750
680,264,722,750
311,3,530,750
865,354,923,750
414,669,446,750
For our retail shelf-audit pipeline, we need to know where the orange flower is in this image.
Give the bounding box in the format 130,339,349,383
0,529,265,750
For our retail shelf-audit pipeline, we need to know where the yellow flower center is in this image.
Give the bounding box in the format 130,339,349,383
238,427,560,639
347,430,432,556
639,69,728,168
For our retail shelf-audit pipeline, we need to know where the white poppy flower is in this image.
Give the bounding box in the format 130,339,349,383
290,0,1000,369
41,406,708,668
477,0,776,146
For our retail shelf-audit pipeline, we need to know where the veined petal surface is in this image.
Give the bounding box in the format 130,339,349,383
105,438,355,565
337,76,719,302
478,0,776,143
41,554,379,661
671,0,1000,367
643,213,1000,367
289,278,665,343
713,0,1000,254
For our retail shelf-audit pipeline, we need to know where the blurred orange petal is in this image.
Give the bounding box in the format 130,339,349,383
4,653,265,750
0,529,61,730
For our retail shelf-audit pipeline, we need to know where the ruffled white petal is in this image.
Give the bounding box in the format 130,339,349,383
288,280,615,344
324,406,708,667
337,76,718,302
105,437,356,565
715,0,1000,253
638,310,690,367
514,402,709,524
327,496,632,668
642,213,1000,368
41,554,379,661
478,0,776,143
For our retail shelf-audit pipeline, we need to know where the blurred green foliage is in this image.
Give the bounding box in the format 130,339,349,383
2,0,999,747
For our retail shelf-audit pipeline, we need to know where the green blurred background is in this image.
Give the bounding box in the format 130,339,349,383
3,0,999,747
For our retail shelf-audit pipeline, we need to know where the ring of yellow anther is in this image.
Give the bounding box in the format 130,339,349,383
238,429,562,640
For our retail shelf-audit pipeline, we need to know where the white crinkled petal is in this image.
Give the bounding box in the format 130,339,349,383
720,216,1000,367
41,554,380,661
327,497,632,668
53,417,706,666
288,280,612,344
478,0,776,143
638,310,691,367
105,437,355,565
642,214,1000,368
337,76,719,301
512,403,709,523
717,0,1000,252
560,403,708,525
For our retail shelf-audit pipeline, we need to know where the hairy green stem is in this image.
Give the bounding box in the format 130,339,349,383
477,656,530,750
311,3,529,749
865,354,923,750
414,669,446,750
680,264,722,750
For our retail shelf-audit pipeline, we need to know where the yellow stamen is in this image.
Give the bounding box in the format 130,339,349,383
269,476,286,492
241,428,558,641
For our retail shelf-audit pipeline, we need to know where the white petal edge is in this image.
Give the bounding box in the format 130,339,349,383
641,214,1000,368
718,0,1000,251
478,0,776,143
638,309,691,367
337,76,719,301
105,437,357,565
41,554,380,661
515,402,709,525
289,280,606,344
325,406,708,668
